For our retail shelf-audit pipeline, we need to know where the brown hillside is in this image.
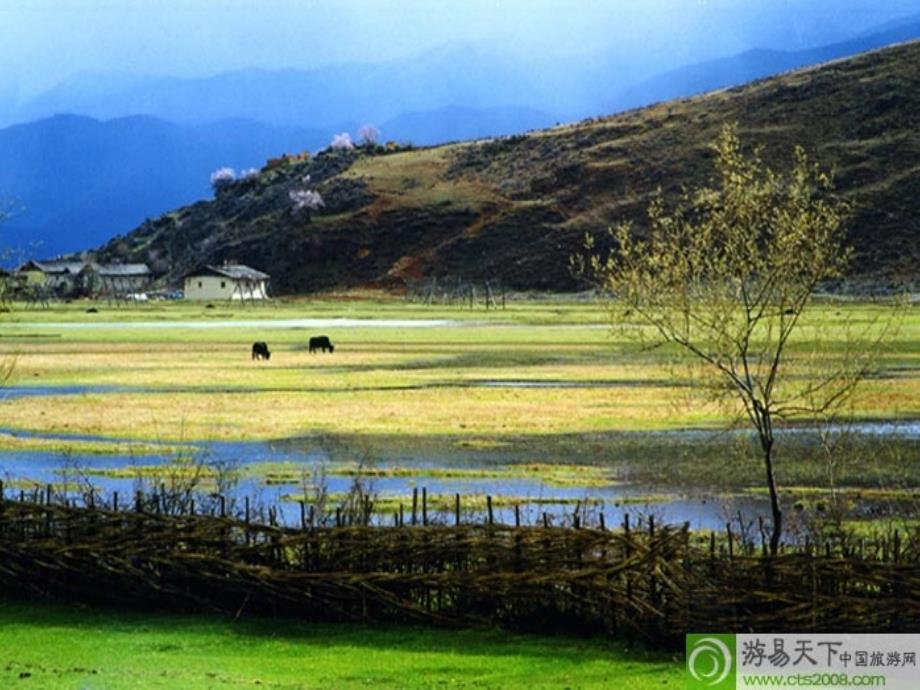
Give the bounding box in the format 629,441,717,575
99,40,920,293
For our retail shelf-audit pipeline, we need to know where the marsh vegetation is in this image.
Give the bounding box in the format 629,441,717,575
0,296,915,540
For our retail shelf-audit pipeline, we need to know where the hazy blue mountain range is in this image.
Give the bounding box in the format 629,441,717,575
2,11,918,260
0,115,326,257
7,13,919,131
611,15,920,110
8,45,562,130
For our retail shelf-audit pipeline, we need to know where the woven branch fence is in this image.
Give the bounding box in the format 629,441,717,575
1,497,918,648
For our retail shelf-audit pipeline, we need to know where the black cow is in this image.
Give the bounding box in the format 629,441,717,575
251,341,271,360
309,335,335,354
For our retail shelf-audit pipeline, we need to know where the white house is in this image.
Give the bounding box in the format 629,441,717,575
183,264,270,301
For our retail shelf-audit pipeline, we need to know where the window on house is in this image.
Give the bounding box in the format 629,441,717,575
198,281,202,288
221,281,226,288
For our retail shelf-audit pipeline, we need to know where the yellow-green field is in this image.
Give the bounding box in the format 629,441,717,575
1,296,916,443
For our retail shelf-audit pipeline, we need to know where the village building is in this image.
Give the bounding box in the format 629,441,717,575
88,263,152,295
15,260,152,297
16,260,91,294
183,263,270,301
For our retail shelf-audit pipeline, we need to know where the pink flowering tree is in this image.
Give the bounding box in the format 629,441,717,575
290,176,324,218
330,132,354,150
209,167,237,193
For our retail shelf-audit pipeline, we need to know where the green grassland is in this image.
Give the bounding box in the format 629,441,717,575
0,298,915,444
0,598,681,689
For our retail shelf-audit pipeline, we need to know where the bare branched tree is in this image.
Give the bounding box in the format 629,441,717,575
358,124,381,146
573,124,899,554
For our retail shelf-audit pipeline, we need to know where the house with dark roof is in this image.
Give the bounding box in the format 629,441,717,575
183,263,270,300
88,263,152,295
16,260,152,296
17,260,92,294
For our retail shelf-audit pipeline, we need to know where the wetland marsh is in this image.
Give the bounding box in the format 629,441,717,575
1,296,917,534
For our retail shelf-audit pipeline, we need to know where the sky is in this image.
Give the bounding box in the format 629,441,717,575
1,0,919,101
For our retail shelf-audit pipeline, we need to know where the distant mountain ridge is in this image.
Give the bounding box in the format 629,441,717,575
8,13,920,132
0,115,326,257
613,16,920,110
0,105,558,258
96,40,920,293
4,13,919,260
10,45,557,129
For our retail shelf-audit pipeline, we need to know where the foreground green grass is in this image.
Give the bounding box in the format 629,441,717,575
0,598,680,689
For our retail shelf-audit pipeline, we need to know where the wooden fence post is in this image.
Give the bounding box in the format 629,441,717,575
726,522,734,559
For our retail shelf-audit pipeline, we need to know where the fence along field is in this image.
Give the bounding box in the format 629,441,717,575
1,484,917,649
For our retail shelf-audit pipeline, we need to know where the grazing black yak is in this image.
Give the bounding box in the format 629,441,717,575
251,341,271,360
309,336,334,353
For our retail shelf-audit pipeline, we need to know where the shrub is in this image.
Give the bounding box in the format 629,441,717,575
209,167,237,193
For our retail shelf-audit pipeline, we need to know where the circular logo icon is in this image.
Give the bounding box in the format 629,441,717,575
688,636,733,686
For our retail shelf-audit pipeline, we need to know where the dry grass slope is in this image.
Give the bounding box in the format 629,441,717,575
100,41,920,293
